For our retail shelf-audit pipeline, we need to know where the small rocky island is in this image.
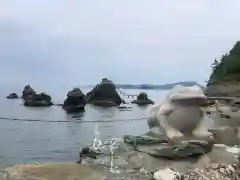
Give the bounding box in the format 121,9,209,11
62,88,86,113
86,78,124,107
6,93,19,99
21,85,53,107
131,92,154,105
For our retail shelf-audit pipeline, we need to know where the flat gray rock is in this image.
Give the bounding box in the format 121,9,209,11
3,163,106,180
123,134,213,160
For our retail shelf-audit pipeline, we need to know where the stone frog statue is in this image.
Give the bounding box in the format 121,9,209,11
148,85,214,143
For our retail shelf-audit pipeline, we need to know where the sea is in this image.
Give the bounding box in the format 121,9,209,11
0,87,169,168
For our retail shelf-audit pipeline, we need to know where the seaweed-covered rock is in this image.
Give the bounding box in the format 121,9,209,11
6,93,19,99
22,85,36,100
62,88,86,113
24,93,53,107
86,78,123,107
131,92,154,105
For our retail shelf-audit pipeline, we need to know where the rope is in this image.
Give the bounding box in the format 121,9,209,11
0,117,147,123
116,87,139,104
116,88,138,98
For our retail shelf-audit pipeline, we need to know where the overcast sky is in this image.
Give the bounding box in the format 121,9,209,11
0,0,240,88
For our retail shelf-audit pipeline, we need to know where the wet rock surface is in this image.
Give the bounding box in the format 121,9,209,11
86,78,123,107
6,93,19,99
62,88,86,113
131,92,154,105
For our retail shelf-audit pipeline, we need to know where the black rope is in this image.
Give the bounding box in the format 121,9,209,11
0,117,147,123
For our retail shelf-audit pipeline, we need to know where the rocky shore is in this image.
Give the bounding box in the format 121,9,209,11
3,41,240,179
1,100,240,180
1,139,240,180
206,83,240,97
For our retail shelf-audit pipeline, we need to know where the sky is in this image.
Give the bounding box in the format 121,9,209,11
1,0,240,89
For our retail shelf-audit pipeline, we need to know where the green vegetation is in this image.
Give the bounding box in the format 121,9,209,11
208,41,240,85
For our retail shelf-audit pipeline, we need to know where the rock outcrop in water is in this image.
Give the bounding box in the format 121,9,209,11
131,92,154,105
62,88,86,113
6,93,19,99
86,78,123,107
24,92,53,107
21,85,53,107
21,85,36,100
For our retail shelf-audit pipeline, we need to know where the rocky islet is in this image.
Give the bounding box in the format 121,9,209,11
6,93,19,99
86,78,124,107
131,92,154,105
62,88,87,113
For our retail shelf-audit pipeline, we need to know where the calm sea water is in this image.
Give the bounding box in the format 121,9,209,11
0,87,169,168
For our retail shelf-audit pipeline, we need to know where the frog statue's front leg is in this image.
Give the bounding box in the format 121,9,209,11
157,110,184,143
165,125,184,143
192,109,214,141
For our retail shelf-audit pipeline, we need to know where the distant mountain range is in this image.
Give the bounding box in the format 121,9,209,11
115,81,204,90
84,81,204,90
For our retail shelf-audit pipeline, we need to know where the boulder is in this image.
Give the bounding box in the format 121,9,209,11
6,93,19,99
24,93,53,107
62,88,86,113
21,85,36,100
209,126,240,146
86,78,123,107
131,92,154,105
123,134,213,160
